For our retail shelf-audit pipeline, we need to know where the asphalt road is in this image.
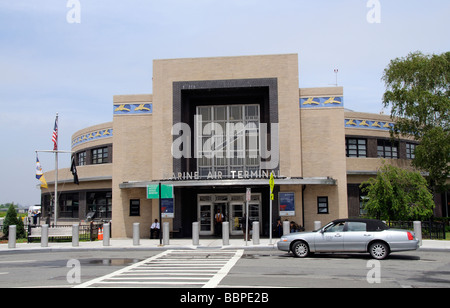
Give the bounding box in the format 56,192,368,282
0,249,448,288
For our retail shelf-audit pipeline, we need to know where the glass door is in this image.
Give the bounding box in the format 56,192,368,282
230,202,244,235
198,202,213,235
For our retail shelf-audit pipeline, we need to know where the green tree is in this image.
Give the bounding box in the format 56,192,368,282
382,51,450,191
361,164,435,221
2,204,26,239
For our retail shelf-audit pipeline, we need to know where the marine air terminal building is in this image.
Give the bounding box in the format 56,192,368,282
41,54,449,238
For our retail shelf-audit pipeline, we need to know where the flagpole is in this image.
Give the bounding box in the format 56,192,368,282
54,113,58,226
35,112,73,227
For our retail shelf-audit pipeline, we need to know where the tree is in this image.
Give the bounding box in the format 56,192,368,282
2,204,26,239
382,51,450,191
360,164,435,221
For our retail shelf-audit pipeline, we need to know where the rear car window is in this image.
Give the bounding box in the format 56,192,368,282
346,222,366,232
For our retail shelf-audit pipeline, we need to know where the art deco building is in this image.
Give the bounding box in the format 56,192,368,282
41,54,449,238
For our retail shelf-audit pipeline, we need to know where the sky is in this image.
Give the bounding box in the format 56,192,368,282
0,0,449,207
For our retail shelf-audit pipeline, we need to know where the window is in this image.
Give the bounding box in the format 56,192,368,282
197,104,260,178
346,221,367,232
129,199,140,216
406,143,417,159
346,138,367,157
317,197,329,214
58,193,79,218
87,191,112,219
92,147,109,164
77,152,86,166
377,139,398,159
324,221,344,232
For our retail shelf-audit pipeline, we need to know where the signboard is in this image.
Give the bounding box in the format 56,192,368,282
279,192,295,216
269,173,274,192
246,188,251,202
161,184,173,199
147,184,159,199
161,198,174,218
147,184,173,199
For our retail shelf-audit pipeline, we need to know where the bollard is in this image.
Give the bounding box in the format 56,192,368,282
163,222,170,245
133,223,140,246
103,223,110,246
252,221,260,245
283,221,290,235
8,225,16,249
192,222,199,246
41,224,49,247
414,221,422,246
222,222,229,246
72,224,79,247
314,221,322,231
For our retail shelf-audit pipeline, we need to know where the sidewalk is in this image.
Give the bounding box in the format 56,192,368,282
0,238,449,252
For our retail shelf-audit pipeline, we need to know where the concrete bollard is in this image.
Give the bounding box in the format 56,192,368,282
192,222,199,246
72,224,79,247
283,221,290,235
414,221,422,246
314,221,322,231
163,222,170,245
252,221,260,245
41,224,49,247
8,225,16,249
103,223,110,246
222,222,229,246
133,223,140,246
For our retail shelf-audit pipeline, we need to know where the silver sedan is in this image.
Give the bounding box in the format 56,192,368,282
277,218,419,260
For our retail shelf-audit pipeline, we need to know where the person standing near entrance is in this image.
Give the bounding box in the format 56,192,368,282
214,209,224,237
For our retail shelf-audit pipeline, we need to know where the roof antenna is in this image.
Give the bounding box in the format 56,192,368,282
334,68,339,87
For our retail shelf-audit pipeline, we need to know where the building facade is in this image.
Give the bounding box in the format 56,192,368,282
41,54,449,238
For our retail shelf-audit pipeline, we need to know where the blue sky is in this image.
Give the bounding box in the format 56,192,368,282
1,0,449,206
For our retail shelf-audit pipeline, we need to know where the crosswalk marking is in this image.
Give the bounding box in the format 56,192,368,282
75,249,243,288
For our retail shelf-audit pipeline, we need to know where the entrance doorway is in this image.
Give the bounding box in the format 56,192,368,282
197,193,261,236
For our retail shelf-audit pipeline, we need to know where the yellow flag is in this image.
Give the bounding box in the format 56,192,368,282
36,155,48,189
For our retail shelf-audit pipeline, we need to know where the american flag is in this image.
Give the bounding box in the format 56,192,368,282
52,117,58,150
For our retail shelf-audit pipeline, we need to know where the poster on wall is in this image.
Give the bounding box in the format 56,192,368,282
279,192,295,216
161,198,174,218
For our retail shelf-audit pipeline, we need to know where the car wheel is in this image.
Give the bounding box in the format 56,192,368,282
292,241,310,258
369,242,389,260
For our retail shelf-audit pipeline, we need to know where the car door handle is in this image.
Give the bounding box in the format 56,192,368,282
364,234,372,237
335,234,342,237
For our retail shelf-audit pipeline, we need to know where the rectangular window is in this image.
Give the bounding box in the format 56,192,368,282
92,147,109,164
87,191,112,219
377,139,398,159
58,193,79,219
346,221,367,232
346,138,367,157
129,199,140,216
196,104,260,178
77,152,86,166
406,143,417,159
317,197,329,214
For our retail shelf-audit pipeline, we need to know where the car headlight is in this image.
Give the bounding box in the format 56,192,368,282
280,237,288,242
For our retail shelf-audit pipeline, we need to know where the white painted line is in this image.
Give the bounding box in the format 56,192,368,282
118,272,214,276
74,250,171,288
202,249,244,288
0,260,37,264
105,277,210,280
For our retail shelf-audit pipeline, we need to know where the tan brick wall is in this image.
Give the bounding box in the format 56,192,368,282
112,94,153,238
299,87,348,230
